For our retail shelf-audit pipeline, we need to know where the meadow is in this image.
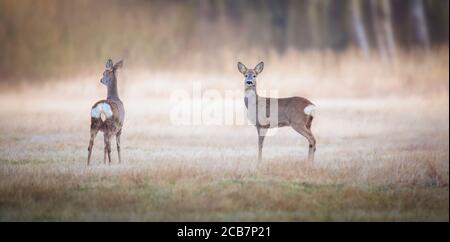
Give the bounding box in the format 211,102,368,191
0,50,448,221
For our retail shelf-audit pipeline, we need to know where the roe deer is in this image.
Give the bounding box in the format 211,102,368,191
87,59,125,165
237,62,316,162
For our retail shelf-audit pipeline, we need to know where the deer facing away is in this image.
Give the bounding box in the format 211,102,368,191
87,59,125,165
238,62,316,162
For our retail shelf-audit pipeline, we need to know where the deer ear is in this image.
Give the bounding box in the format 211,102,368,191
113,60,123,70
237,62,247,74
105,59,113,70
254,62,264,75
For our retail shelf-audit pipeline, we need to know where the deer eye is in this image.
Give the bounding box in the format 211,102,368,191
245,74,248,78
253,75,256,78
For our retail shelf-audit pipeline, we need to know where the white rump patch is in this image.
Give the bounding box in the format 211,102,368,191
91,102,113,119
304,104,316,117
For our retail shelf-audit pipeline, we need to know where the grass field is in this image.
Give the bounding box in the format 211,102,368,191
0,51,448,221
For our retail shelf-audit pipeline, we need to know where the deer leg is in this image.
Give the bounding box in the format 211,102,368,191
103,133,108,164
292,124,316,162
305,116,316,161
105,133,112,165
257,128,267,162
87,128,99,166
116,130,122,164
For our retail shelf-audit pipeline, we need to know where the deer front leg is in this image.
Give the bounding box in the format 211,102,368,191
116,131,122,164
257,128,267,162
87,128,99,165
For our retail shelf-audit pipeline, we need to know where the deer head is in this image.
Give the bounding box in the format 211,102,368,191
100,59,123,86
237,61,264,89
100,59,123,99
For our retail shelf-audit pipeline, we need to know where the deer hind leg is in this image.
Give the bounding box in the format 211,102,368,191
116,129,122,164
87,128,99,165
105,132,111,164
103,132,112,164
305,115,313,130
257,128,267,162
106,136,112,164
103,133,107,164
292,124,316,162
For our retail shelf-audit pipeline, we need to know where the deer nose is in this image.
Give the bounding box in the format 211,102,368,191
246,81,253,85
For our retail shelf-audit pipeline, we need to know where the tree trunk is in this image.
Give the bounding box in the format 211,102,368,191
371,0,396,62
307,0,324,49
411,0,430,51
381,0,396,58
351,0,370,57
268,0,288,54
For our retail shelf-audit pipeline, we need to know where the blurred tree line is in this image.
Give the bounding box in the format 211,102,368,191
0,0,448,81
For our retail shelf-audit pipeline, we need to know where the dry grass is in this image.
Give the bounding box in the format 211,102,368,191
0,51,448,221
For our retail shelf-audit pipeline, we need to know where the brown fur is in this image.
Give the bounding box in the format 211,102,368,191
90,100,122,133
238,61,316,162
87,60,124,165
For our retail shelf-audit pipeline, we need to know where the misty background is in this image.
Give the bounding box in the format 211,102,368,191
0,0,448,83
0,1,449,222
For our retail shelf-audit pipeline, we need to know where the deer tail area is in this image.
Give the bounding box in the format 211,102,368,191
91,102,113,122
304,104,316,129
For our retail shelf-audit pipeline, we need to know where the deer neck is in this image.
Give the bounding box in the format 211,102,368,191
244,87,258,109
107,76,120,100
